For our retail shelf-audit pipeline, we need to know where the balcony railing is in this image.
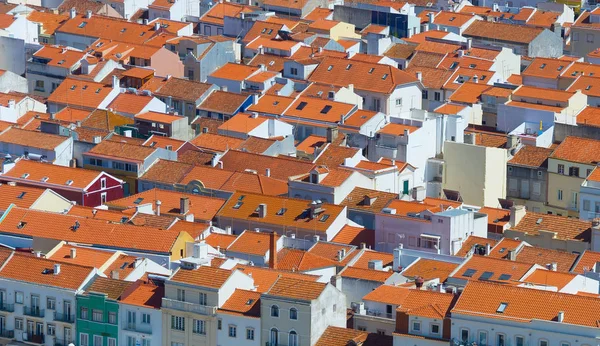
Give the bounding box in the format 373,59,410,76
53,312,75,323
123,323,153,335
23,306,45,318
0,302,14,312
364,309,394,319
0,329,14,338
54,337,72,346
162,298,217,316
26,333,44,344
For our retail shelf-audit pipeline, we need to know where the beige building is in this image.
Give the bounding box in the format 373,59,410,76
443,139,508,208
261,277,346,346
162,264,254,346
546,136,600,217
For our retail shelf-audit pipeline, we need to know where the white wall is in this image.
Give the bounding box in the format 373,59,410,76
119,303,162,346
216,314,260,346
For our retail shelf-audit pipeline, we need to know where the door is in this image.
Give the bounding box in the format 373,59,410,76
520,180,529,199
64,301,71,317
127,310,136,329
0,315,5,333
402,180,409,195
35,322,43,335
0,290,5,308
64,327,71,343
31,295,40,315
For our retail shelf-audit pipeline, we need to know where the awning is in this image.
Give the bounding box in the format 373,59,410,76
420,234,441,240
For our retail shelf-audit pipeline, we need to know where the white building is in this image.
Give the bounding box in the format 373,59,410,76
216,289,261,346
0,252,97,346
119,281,164,346
0,127,73,166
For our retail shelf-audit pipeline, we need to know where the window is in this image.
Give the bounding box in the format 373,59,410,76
47,297,55,310
430,324,440,334
171,316,185,331
572,191,578,208
92,309,103,322
290,67,298,75
572,32,579,41
290,307,298,320
460,329,469,342
584,199,591,211
80,307,88,319
94,335,103,346
587,33,594,43
569,166,580,177
80,333,89,346
35,80,45,91
289,330,298,346
515,336,525,346
557,189,563,201
271,305,279,317
108,311,117,324
142,313,150,324
412,321,421,332
193,319,205,334
176,289,185,302
478,331,488,345
558,164,565,174
15,318,23,330
434,92,441,101
395,98,402,106
497,333,506,346
496,302,508,313
142,340,150,346
560,342,570,346
15,291,23,304
243,327,254,340
199,292,207,306
539,341,549,346
533,181,541,195
203,25,211,35
100,178,106,189
187,69,194,79
228,325,237,337
217,319,222,330
422,90,428,99
108,338,116,346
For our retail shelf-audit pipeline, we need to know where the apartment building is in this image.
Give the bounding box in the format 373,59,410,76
507,145,553,213
119,280,164,346
0,127,73,166
27,46,86,97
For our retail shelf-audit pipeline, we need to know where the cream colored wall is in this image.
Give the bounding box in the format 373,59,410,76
443,141,487,207
483,145,507,207
30,190,72,213
330,23,361,40
547,158,592,215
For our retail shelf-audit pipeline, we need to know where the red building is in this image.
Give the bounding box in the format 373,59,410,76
0,160,124,207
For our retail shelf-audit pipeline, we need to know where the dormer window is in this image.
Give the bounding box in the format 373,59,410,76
496,302,508,313
310,173,319,184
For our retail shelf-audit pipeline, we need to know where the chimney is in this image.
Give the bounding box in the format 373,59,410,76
269,231,277,269
507,249,516,261
473,75,478,84
327,127,338,143
220,85,228,92
257,203,267,218
509,205,526,227
485,243,491,255
557,311,564,323
265,168,271,177
428,12,435,24
156,200,162,216
466,38,472,50
416,72,422,82
154,21,160,31
69,7,76,19
86,9,92,18
111,270,119,279
53,264,61,275
7,99,15,109
35,251,41,258
70,248,76,259
340,114,345,125
507,134,519,149
112,75,119,89
180,197,190,215
550,262,558,271
415,276,424,289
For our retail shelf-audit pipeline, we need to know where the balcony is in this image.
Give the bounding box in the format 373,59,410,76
54,337,73,346
364,309,394,319
0,329,14,339
26,333,44,344
53,312,75,323
162,298,217,316
23,306,45,318
0,302,14,312
123,323,152,335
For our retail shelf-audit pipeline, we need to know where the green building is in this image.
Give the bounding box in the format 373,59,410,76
76,277,132,346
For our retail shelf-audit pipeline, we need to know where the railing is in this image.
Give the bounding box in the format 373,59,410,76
23,306,45,318
26,333,44,344
364,309,394,319
124,322,153,335
54,337,72,346
0,329,14,338
53,312,75,323
162,298,217,316
0,302,14,312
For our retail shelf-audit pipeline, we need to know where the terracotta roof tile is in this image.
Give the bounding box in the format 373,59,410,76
456,236,497,257
171,266,233,288
82,109,133,131
465,128,507,148
0,184,47,211
331,225,373,247
234,264,318,292
219,289,261,317
48,77,114,109
102,253,139,280
487,238,523,259
340,266,393,282
33,45,85,68
121,281,163,309
309,57,418,94
453,280,600,327
509,145,553,168
219,150,314,180
521,268,576,290
551,136,600,164
572,250,600,274
277,248,338,271
402,258,459,281
139,159,191,185
463,20,544,44
142,76,213,102
198,90,251,115
314,145,360,167
205,233,237,250
106,188,225,221
227,230,281,256
0,252,93,290
351,249,393,269
66,205,127,222
340,187,398,212
108,93,156,115
135,111,183,124
267,276,326,300
85,276,132,300
3,160,108,190
248,53,287,73
0,127,68,150
451,255,533,282
515,246,578,272
190,133,245,152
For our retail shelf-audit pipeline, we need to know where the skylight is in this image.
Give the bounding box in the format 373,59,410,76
296,102,307,110
368,68,375,74
540,63,546,69
65,180,74,186
320,105,332,114
498,274,512,281
16,192,26,199
496,302,508,313
238,195,245,201
557,65,564,71
462,268,476,277
233,201,244,209
133,197,144,204
587,85,593,90
346,64,352,70
327,65,333,71
78,21,87,28
21,173,29,179
319,214,330,222
382,73,388,80
480,271,493,280
276,208,287,215
449,62,458,69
